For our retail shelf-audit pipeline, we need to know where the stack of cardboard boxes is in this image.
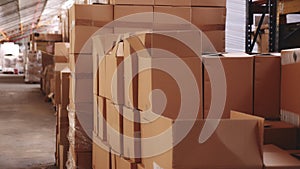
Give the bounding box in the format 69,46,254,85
59,1,300,169
92,31,268,168
52,42,71,169
67,4,113,169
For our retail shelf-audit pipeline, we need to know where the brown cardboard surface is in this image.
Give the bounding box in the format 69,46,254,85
98,54,106,98
264,144,300,169
114,5,153,20
254,56,281,120
113,5,154,33
192,0,226,7
54,56,68,63
230,110,265,152
155,0,191,6
203,30,225,52
105,42,124,104
76,151,92,169
141,112,263,169
97,96,107,141
59,145,66,169
70,25,99,54
69,75,75,105
153,6,192,31
106,101,123,154
111,0,153,5
154,0,226,6
54,71,61,105
137,164,145,169
123,39,139,109
60,70,70,109
69,4,113,28
264,121,298,150
204,56,254,118
123,33,202,116
138,57,203,119
54,42,70,57
281,62,300,115
69,54,94,73
192,7,226,31
123,106,141,163
92,141,110,169
119,157,137,169
154,6,191,22
74,76,93,104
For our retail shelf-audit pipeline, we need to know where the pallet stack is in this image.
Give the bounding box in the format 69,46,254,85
67,4,113,169
55,1,300,169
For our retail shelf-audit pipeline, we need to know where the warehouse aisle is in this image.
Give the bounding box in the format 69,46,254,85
0,75,57,169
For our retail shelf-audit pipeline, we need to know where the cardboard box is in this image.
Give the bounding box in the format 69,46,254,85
69,4,113,29
141,111,263,169
192,0,226,7
192,7,226,30
154,6,191,22
254,55,281,120
75,77,93,104
55,42,70,57
264,120,298,150
137,164,144,169
32,33,62,42
105,42,124,104
69,110,93,152
76,151,92,169
92,141,110,169
69,53,93,73
113,5,154,34
138,57,203,119
281,49,300,119
123,33,202,113
111,152,121,169
97,96,107,141
59,145,67,169
155,0,191,6
192,6,226,52
106,101,123,154
70,25,99,54
111,0,153,5
281,48,300,65
203,30,225,52
114,5,154,20
153,6,192,31
54,56,68,63
118,157,138,169
203,56,254,118
230,110,265,148
61,68,71,109
123,106,141,163
54,71,61,105
155,0,226,6
263,144,300,169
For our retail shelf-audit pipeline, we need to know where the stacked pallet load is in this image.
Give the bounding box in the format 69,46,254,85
90,1,300,169
92,30,268,168
52,42,70,169
67,3,113,169
25,51,42,83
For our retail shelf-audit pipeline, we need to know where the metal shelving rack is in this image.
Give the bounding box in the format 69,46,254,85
246,0,300,53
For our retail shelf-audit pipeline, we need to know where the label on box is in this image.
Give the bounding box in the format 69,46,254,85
153,162,163,169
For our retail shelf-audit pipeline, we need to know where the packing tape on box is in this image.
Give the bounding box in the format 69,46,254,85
196,24,225,31
71,19,109,29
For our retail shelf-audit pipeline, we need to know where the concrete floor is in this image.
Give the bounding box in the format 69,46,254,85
0,75,57,169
